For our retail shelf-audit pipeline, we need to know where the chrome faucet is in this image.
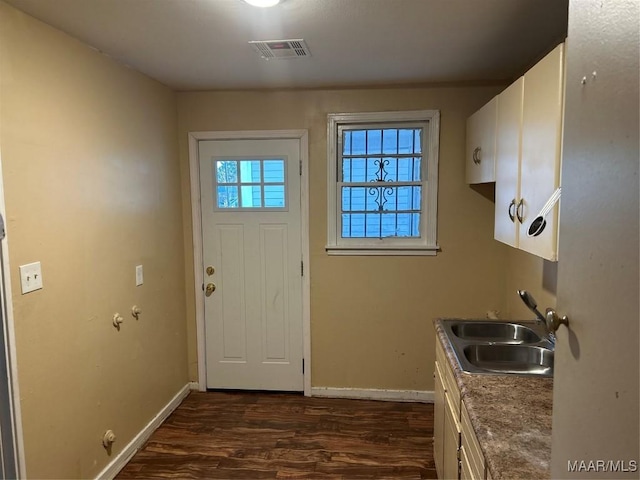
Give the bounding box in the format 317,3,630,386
517,290,568,345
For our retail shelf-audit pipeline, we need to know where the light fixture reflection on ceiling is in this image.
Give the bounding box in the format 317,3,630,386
244,0,281,7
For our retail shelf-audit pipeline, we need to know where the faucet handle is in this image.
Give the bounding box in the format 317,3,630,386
545,308,569,332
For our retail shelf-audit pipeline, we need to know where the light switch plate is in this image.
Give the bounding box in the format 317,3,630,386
19,262,43,294
135,265,143,286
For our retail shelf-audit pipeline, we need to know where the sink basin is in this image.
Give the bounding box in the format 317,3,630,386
440,319,554,377
451,322,541,344
463,344,554,376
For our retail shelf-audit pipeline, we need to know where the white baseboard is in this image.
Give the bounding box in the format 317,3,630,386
311,387,434,403
95,383,191,480
188,381,200,391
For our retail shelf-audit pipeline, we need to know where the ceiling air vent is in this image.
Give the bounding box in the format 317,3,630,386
249,39,311,60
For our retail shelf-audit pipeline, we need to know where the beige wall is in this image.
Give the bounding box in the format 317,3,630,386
0,3,188,478
177,86,512,391
504,248,557,319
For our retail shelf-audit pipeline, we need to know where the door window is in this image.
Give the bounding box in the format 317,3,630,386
214,158,287,210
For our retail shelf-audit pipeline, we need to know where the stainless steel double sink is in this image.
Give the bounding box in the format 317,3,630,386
441,320,554,377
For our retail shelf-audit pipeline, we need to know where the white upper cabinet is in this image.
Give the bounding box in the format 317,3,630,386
466,96,497,184
494,77,524,248
518,44,564,260
493,43,565,261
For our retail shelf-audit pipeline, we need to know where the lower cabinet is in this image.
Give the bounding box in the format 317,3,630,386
443,392,461,479
434,339,488,480
434,361,446,476
460,401,485,480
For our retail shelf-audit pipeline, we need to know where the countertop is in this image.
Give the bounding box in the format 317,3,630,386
434,318,553,480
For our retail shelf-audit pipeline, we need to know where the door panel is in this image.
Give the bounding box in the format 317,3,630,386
260,224,289,362
199,138,303,391
218,225,246,361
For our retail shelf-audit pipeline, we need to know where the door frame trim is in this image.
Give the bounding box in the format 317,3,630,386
188,130,311,395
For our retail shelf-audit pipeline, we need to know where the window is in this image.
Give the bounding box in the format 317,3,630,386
214,158,287,210
326,110,440,255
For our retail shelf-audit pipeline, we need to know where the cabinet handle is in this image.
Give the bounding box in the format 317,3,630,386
516,199,525,223
508,199,516,222
472,147,482,165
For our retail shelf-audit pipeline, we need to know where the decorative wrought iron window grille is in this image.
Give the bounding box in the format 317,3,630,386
327,111,440,256
338,126,423,239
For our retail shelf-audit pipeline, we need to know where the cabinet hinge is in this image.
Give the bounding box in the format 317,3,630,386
299,159,303,176
301,260,304,276
302,358,305,374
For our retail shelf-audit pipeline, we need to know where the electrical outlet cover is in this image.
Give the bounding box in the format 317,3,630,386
135,265,143,286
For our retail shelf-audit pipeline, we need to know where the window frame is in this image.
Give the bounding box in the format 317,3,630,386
326,110,441,256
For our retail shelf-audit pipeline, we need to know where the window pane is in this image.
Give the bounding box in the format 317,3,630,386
413,157,422,181
396,186,412,211
381,213,397,237
367,158,382,182
365,213,382,237
341,187,366,212
412,213,421,236
349,158,366,182
216,161,237,184
412,186,422,210
398,129,417,154
380,186,397,211
341,214,351,237
395,213,413,237
342,213,365,237
342,159,351,182
380,158,398,181
342,131,351,155
350,130,366,155
217,186,238,208
264,185,285,208
382,129,398,154
397,157,412,181
366,129,382,154
240,160,261,183
263,160,284,183
414,129,422,153
367,187,384,211
240,185,261,207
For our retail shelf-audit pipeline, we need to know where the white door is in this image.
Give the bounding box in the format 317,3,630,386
0,213,18,479
550,0,639,475
199,138,303,391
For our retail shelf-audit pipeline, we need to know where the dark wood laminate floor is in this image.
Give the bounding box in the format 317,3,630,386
116,391,436,479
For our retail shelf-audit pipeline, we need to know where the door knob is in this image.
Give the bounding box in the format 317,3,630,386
205,283,216,297
206,266,215,276
545,308,569,332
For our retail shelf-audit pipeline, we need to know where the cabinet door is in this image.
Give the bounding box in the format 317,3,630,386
494,77,524,247
518,43,564,260
443,393,460,480
466,97,497,184
434,361,446,478
461,401,486,480
460,446,475,480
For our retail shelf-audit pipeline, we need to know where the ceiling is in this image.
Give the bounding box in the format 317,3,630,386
4,0,568,91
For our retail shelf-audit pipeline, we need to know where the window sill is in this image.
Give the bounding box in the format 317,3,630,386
325,245,440,256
